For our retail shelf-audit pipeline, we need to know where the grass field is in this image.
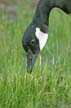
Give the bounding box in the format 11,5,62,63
0,1,71,108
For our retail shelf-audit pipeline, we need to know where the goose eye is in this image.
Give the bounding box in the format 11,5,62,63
31,39,35,44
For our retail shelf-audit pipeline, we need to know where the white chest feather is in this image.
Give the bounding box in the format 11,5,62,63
35,27,48,50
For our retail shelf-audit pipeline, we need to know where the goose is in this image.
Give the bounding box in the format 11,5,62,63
22,0,71,73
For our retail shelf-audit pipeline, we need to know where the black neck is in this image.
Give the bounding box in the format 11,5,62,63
32,0,51,27
32,0,71,31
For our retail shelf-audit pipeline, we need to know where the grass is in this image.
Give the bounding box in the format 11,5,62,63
0,1,71,108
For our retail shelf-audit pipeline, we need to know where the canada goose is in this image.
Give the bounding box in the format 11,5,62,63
22,0,71,73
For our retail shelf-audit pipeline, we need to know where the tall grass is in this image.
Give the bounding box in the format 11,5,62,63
0,1,71,108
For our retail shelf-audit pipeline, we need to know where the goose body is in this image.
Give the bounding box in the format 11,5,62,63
22,0,71,72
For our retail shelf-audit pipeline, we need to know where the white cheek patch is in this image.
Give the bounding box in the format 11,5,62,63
35,27,48,50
